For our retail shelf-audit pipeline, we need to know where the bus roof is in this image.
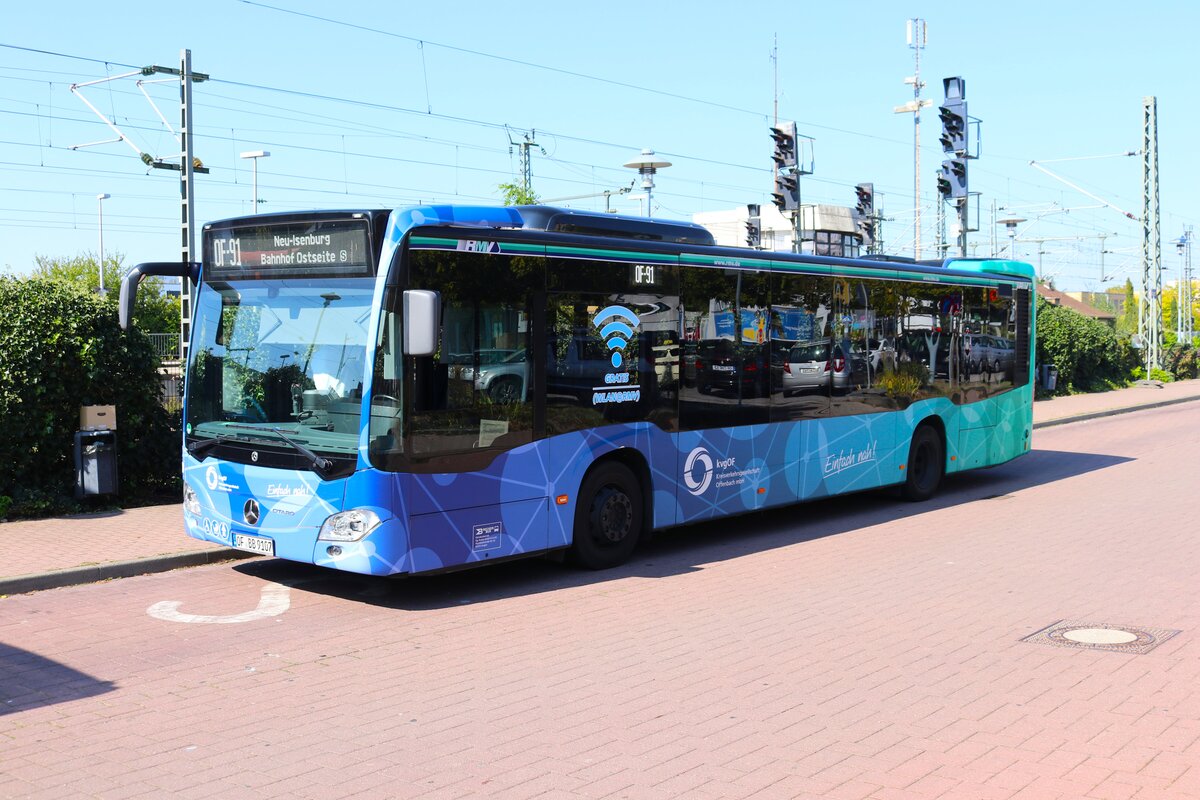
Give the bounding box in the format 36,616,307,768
201,205,1035,286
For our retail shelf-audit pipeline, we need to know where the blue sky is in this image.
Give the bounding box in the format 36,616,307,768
2,1,1196,291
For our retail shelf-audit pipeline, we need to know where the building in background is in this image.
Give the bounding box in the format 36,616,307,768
1041,286,1117,327
694,204,863,257
1065,289,1126,317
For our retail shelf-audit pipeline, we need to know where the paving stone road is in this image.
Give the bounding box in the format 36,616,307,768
2,399,1198,798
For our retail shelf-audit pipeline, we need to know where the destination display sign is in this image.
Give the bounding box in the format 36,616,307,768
203,217,375,279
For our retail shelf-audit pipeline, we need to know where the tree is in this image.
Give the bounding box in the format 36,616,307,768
498,182,539,206
33,252,181,333
1116,278,1138,338
34,252,122,294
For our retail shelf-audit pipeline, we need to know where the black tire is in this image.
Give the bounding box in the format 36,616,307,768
489,376,521,404
570,462,644,570
902,424,944,502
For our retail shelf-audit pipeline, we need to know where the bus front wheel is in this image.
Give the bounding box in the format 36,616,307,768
902,425,944,502
571,462,643,569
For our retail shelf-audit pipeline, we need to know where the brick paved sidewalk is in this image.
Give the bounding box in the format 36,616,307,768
1032,378,1200,427
2,379,1198,595
0,504,243,595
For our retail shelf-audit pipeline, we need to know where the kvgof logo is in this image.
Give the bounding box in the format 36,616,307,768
684,446,714,496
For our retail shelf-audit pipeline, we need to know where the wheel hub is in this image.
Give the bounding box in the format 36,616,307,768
596,489,633,542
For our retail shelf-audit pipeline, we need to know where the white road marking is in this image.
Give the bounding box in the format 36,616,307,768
147,582,291,624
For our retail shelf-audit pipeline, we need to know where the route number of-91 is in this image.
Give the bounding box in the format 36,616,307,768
212,238,243,268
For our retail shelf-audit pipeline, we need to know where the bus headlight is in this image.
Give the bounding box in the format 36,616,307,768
318,508,382,542
183,483,201,515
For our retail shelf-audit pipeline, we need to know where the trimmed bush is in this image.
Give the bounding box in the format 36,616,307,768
1035,299,1137,395
1164,343,1199,380
0,277,180,517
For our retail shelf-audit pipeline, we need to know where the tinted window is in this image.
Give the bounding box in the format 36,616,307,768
545,257,679,435
681,267,771,429
829,277,896,417
959,285,1021,400
374,248,541,470
771,272,833,420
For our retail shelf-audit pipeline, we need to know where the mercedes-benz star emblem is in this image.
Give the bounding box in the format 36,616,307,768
243,498,260,526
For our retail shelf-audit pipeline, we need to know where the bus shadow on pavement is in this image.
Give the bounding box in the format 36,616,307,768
233,447,1132,610
0,642,116,715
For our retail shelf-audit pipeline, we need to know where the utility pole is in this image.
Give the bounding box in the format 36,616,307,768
179,49,200,363
1177,228,1194,344
1139,96,1162,373
1187,227,1195,344
990,200,997,256
1099,233,1108,282
508,128,543,199
69,49,207,363
894,19,930,259
935,186,946,259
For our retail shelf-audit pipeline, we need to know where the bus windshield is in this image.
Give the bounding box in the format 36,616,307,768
185,277,378,458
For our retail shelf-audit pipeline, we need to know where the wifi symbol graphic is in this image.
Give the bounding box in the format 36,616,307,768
593,305,640,369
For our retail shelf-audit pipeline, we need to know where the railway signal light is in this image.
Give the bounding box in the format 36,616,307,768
940,158,968,198
936,169,952,199
773,170,800,212
745,203,762,248
939,104,967,153
855,183,875,245
939,76,968,154
770,121,798,169
854,183,874,218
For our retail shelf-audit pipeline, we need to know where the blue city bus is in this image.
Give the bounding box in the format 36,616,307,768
120,205,1036,574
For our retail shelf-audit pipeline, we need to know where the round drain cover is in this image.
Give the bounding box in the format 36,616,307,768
1062,628,1138,645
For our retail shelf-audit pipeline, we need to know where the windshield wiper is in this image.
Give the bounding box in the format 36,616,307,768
187,434,242,458
224,424,334,476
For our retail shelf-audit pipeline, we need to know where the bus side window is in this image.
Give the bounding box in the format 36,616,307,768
771,272,833,421
827,278,896,416
405,249,538,460
680,268,770,430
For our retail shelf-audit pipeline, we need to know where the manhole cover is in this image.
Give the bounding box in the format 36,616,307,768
1021,620,1180,654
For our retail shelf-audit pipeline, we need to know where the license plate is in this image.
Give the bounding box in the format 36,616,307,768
713,365,736,372
234,534,275,556
802,367,819,373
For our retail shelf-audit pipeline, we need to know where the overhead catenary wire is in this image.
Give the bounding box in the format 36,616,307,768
1,38,1194,271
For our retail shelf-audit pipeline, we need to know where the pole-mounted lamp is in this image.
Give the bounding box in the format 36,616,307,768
622,149,671,218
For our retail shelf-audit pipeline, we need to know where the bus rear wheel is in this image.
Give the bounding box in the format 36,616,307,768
902,425,944,502
570,462,643,569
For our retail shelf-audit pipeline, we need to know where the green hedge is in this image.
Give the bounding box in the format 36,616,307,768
1164,343,1200,380
1036,299,1137,395
0,277,180,517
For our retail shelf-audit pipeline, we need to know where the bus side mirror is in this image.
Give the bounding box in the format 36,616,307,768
118,261,200,330
403,290,440,356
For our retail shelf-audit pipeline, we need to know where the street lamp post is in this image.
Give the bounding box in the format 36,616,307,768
997,216,1025,262
240,150,270,213
1178,235,1187,340
96,193,111,295
622,149,671,218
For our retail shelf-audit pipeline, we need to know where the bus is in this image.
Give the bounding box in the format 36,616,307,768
120,205,1035,575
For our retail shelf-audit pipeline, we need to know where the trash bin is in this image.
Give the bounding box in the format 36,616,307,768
1039,364,1058,392
74,430,118,498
